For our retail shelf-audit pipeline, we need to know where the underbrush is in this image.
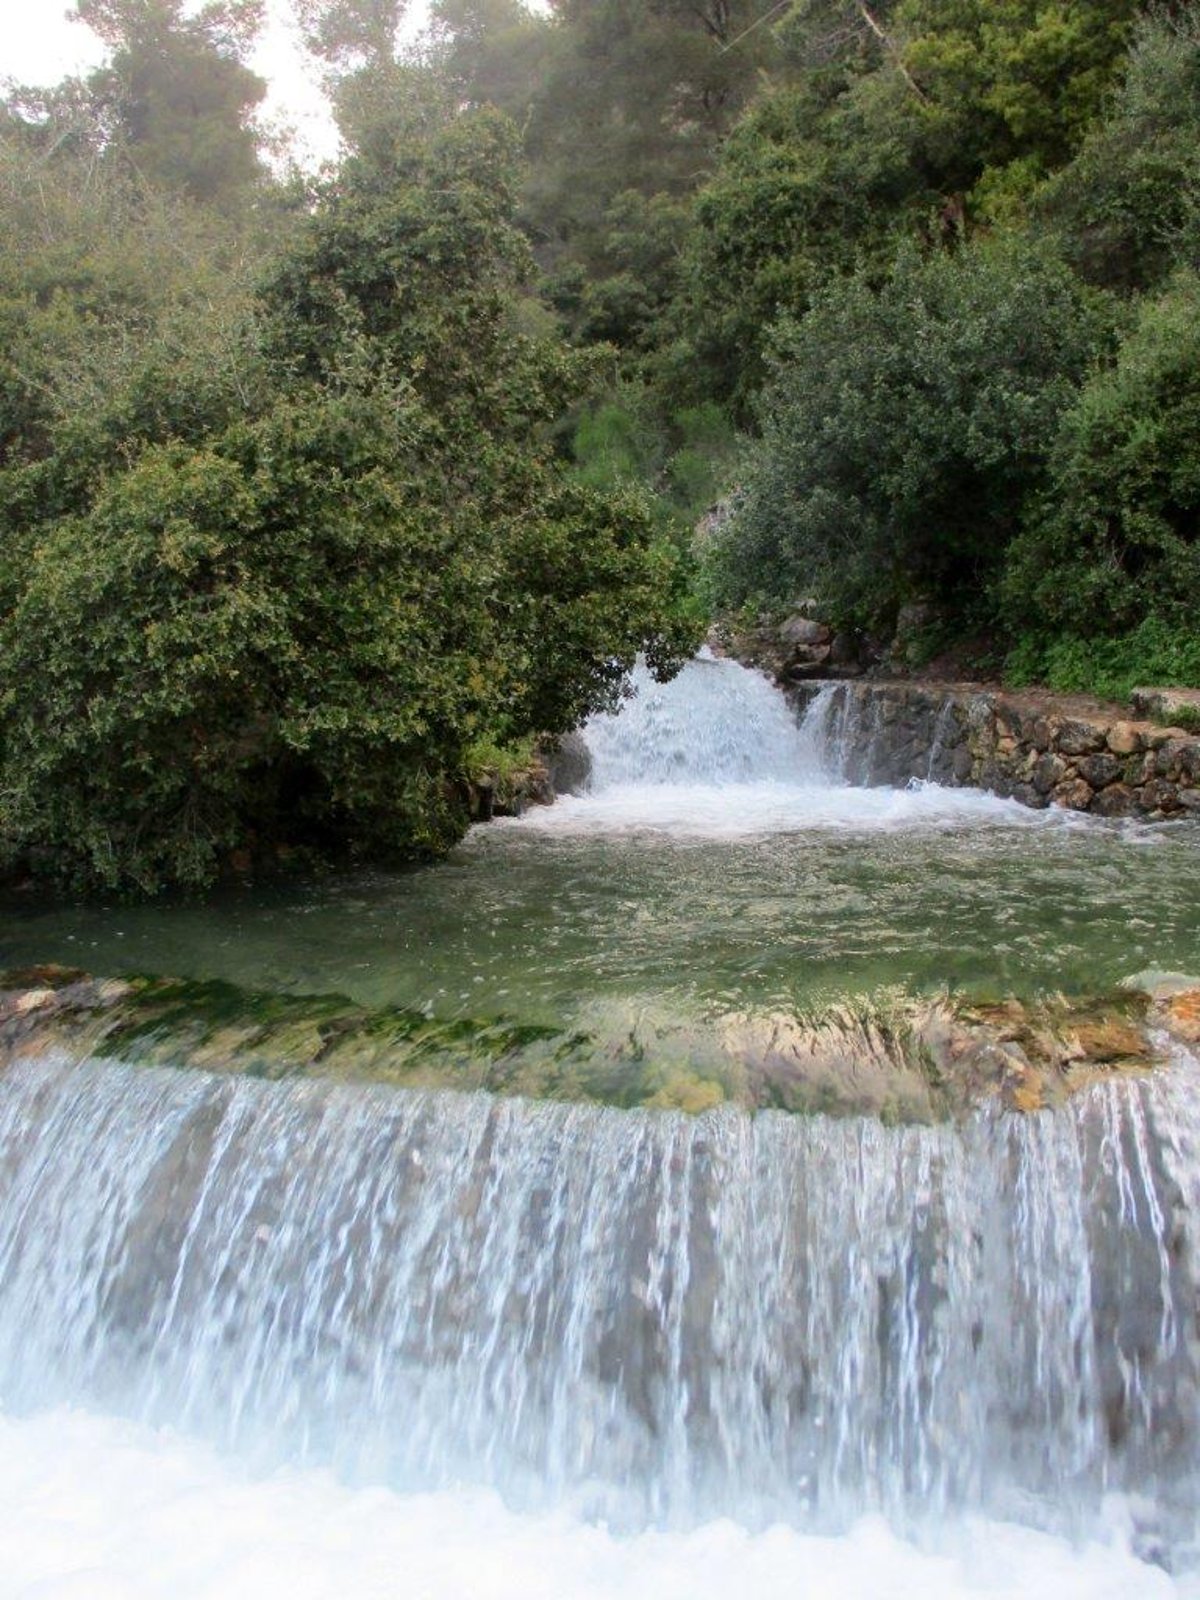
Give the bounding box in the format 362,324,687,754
1006,619,1200,703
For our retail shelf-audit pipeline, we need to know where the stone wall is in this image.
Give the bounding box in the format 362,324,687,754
797,680,1200,820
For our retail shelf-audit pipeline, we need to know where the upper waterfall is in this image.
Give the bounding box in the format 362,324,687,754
582,650,829,789
520,653,1048,835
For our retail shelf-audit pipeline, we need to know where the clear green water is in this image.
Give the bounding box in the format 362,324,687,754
4,655,1198,1047
4,815,1198,1040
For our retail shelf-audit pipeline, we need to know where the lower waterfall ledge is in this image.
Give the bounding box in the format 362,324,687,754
2,964,1196,1121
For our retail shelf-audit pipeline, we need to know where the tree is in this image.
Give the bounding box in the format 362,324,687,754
1037,6,1200,291
515,0,783,343
661,66,932,410
430,0,550,119
0,90,265,553
0,96,698,893
294,0,410,70
898,0,1141,199
665,0,1140,408
704,238,1110,629
74,0,268,205
1003,270,1200,645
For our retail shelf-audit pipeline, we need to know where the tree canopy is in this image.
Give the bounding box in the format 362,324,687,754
1,0,1199,892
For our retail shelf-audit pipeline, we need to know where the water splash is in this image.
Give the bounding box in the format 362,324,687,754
0,1407,1186,1600
582,650,823,789
1,1050,1198,1550
519,655,1057,836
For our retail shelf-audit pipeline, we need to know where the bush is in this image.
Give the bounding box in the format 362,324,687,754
704,237,1111,631
1003,270,1200,645
1006,617,1200,702
0,382,696,894
0,101,700,895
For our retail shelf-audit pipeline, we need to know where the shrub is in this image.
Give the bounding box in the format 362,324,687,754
1003,270,1200,645
704,237,1111,631
1006,618,1200,702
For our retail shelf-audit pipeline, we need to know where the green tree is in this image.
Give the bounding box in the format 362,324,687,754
1004,270,1200,646
705,238,1109,630
430,0,550,119
668,0,1139,407
294,0,409,69
75,0,268,205
1038,6,1200,291
0,96,698,894
885,0,1140,212
0,93,265,563
512,0,783,350
662,66,932,410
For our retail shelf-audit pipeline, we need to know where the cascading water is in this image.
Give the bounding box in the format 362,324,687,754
3,652,1199,1598
582,649,824,787
524,651,1043,835
1,1047,1200,1595
2,1050,1200,1541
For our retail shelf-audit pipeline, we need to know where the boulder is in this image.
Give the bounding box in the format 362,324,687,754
1032,752,1068,795
1052,777,1094,811
547,731,592,796
785,648,834,679
1055,719,1105,757
829,631,859,667
1075,752,1123,790
1092,784,1136,818
780,615,832,648
1011,782,1048,809
1106,722,1144,756
1139,778,1179,814
1130,686,1200,726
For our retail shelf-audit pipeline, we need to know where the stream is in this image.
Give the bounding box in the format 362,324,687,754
1,653,1199,1598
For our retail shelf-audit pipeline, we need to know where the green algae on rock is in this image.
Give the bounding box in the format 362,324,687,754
0,966,1185,1123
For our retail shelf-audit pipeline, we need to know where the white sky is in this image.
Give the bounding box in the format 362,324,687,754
0,0,446,167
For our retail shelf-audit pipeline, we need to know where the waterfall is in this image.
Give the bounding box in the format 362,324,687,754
2,1048,1198,1549
582,650,829,789
525,653,1039,834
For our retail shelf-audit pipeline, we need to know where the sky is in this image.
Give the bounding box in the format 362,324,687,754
0,0,445,166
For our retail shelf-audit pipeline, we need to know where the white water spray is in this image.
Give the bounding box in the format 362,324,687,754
1,1050,1199,1548
523,653,1054,835
583,650,822,787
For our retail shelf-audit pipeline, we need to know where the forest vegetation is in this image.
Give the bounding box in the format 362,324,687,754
0,0,1197,892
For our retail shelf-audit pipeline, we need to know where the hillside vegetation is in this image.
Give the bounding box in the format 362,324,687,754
1,0,1197,890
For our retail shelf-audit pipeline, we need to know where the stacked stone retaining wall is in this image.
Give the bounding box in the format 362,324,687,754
796,680,1200,820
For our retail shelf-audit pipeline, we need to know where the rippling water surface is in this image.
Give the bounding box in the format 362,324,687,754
4,806,1198,1029
6,656,1199,1028
3,655,1200,1597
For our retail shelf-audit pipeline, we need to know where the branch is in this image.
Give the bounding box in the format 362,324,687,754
855,1,929,103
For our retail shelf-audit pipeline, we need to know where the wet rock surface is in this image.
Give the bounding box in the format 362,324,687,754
793,679,1200,821
0,965,1189,1123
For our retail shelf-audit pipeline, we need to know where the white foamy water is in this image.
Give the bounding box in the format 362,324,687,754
4,1052,1200,1544
0,1407,1191,1600
521,654,1069,836
518,776,1051,836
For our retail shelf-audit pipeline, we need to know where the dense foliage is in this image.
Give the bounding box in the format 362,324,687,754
2,0,1199,892
696,4,1200,682
705,241,1111,627
0,21,697,894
